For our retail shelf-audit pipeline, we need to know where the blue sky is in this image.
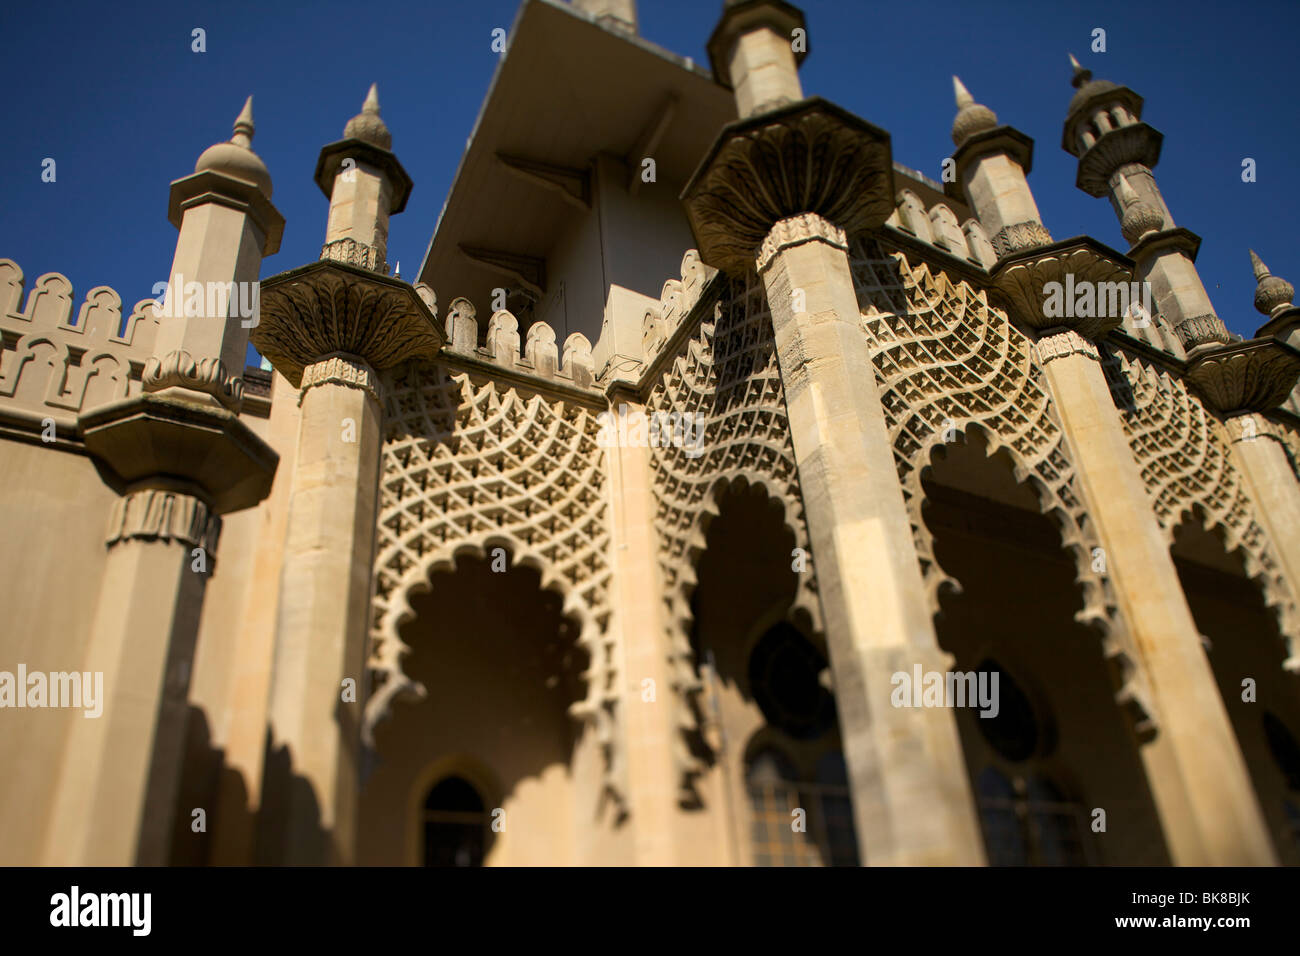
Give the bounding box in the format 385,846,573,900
1,0,1296,354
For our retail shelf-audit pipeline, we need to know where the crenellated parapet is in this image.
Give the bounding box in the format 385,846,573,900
886,186,996,269
0,259,162,436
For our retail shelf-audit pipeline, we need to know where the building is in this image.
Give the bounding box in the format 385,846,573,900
2,0,1299,866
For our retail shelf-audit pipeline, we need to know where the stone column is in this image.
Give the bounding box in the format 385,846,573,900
42,100,282,866
43,490,217,865
1227,415,1300,618
755,213,985,865
1035,329,1277,865
258,355,383,865
251,88,439,863
603,392,680,864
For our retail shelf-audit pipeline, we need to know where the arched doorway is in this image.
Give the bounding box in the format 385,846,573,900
922,428,1169,865
1171,517,1300,864
688,481,859,866
357,551,592,865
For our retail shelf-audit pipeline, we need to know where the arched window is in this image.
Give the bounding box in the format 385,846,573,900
745,749,817,867
422,776,488,867
813,752,860,866
975,767,1087,866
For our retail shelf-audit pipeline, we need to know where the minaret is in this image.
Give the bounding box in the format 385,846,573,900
948,76,1052,258
1061,55,1227,352
44,100,283,866
685,1,987,866
147,97,284,410
316,84,412,276
252,85,438,865
705,0,807,118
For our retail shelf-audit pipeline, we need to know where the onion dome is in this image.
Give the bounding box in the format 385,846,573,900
950,76,998,147
194,96,272,199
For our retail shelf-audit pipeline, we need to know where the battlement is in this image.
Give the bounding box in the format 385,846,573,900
0,259,159,439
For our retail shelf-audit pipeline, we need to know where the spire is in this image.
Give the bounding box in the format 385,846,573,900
1068,52,1091,88
343,83,392,150
194,96,272,198
1117,175,1164,244
1250,250,1295,317
950,75,998,147
953,75,974,108
232,95,255,148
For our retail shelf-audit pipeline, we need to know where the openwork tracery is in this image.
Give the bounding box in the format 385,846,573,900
648,272,820,798
367,362,620,801
848,238,1154,732
1105,350,1299,664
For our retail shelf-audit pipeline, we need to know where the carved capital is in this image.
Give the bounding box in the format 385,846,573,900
1225,412,1285,446
1185,337,1300,414
682,97,893,275
1034,329,1099,366
142,349,243,411
756,214,848,273
107,488,221,553
990,220,1053,258
1075,123,1164,197
320,237,387,275
1174,313,1231,350
299,352,383,406
253,260,442,387
991,236,1134,340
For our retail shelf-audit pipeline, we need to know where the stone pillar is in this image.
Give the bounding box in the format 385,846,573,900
43,490,217,865
258,355,383,865
604,393,679,864
1035,330,1277,865
43,100,282,866
755,214,985,865
1227,415,1300,617
252,89,437,860
705,0,808,119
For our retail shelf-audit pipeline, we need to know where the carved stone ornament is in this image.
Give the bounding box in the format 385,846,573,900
1034,329,1099,365
299,353,383,406
852,239,1158,737
142,349,243,410
1105,349,1298,665
1174,313,1231,350
648,270,822,800
106,488,220,554
990,220,1053,259
755,213,848,274
1184,337,1300,415
682,97,894,275
253,259,442,387
991,235,1135,340
1076,124,1163,197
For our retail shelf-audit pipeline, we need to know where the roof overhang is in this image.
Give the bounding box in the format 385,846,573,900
417,0,735,321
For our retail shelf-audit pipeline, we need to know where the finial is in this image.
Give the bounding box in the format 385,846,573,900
953,75,974,109
1117,176,1164,244
232,96,255,149
193,95,272,198
1250,249,1295,317
1069,53,1092,88
344,84,392,150
950,75,998,147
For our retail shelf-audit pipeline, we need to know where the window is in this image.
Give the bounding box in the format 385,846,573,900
422,776,488,867
746,749,818,867
976,767,1087,866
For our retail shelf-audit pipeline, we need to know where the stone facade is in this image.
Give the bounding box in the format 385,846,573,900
2,0,1299,867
